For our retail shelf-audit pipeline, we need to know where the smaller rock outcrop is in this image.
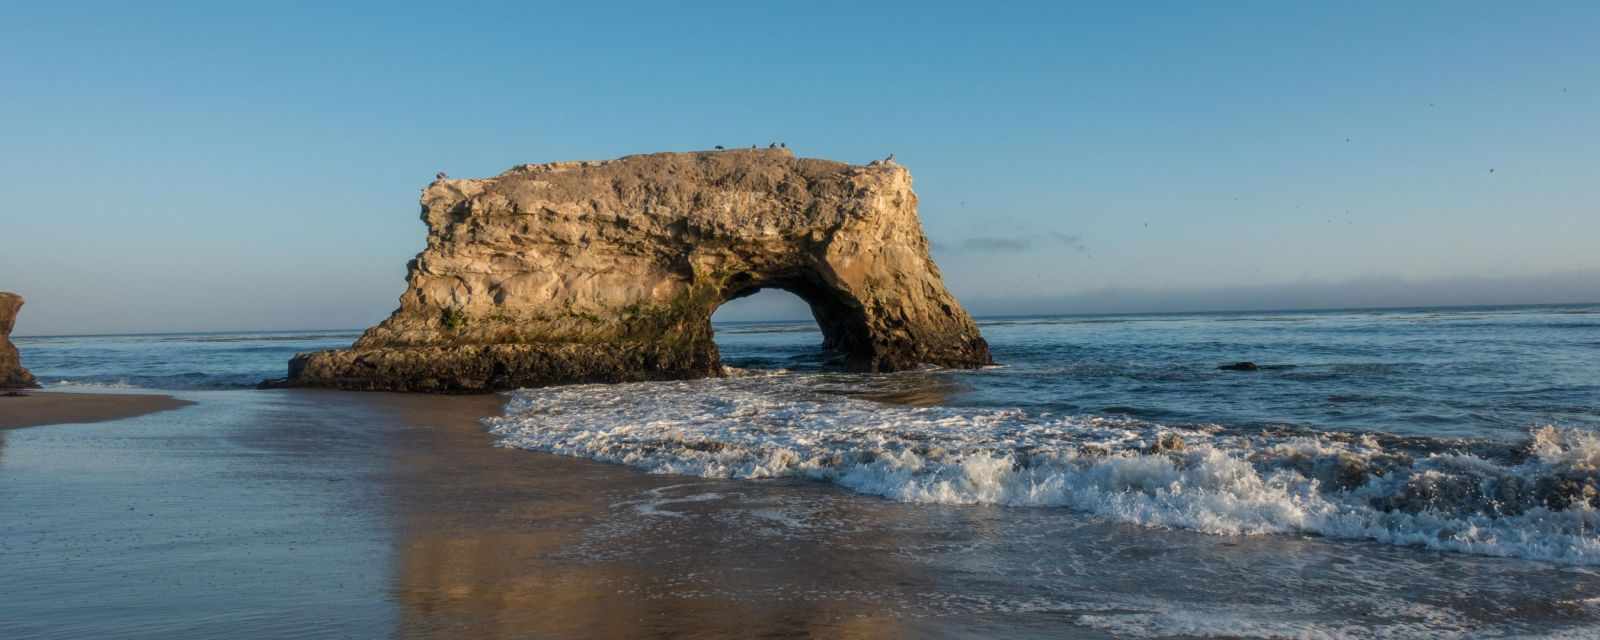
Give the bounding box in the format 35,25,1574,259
1145,432,1186,455
1,292,39,389
1218,361,1260,372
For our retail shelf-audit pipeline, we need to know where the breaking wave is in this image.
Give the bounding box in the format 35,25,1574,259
48,374,261,390
49,379,141,390
485,374,1600,565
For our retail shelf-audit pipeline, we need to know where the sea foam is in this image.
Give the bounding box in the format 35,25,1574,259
485,374,1600,565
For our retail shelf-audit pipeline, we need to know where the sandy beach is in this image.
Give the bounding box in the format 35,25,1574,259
0,391,194,430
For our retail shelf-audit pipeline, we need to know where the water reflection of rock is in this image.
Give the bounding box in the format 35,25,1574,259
378,395,915,638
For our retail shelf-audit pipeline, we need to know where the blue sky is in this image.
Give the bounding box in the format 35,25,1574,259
2,2,1596,334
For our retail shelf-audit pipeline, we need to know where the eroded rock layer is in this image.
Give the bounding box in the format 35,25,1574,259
278,149,991,392
1,292,38,389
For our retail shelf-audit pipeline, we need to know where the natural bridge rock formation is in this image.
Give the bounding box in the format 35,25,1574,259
1,292,39,389
278,149,991,392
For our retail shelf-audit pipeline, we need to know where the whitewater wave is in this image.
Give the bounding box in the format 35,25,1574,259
50,379,141,390
720,365,791,378
48,374,261,390
485,374,1600,565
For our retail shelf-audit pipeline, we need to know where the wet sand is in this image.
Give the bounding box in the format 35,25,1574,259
2,389,1596,639
0,391,194,430
0,389,972,639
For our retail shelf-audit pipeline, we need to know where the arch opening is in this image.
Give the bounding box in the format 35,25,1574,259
709,280,871,372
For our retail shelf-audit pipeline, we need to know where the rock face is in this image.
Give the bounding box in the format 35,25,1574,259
278,149,992,392
1,292,39,389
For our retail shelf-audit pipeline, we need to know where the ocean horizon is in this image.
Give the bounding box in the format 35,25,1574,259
16,299,1598,338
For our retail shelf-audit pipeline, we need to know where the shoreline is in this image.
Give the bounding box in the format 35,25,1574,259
0,390,194,430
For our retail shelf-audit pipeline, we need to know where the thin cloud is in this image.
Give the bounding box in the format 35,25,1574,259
944,231,1088,255
1047,232,1088,254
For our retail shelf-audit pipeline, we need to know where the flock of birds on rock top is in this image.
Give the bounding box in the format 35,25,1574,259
712,142,897,166
715,142,785,151
433,144,899,182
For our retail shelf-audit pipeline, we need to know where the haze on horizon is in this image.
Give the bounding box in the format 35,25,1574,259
3,2,1596,335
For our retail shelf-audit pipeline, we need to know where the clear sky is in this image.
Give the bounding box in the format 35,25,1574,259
3,2,1596,334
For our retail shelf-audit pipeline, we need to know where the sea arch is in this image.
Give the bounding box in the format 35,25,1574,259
277,148,991,392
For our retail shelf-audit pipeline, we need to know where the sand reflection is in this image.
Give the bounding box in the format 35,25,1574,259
375,393,913,639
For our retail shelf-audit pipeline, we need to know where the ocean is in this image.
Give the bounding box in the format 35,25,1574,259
23,305,1599,441
11,304,1600,637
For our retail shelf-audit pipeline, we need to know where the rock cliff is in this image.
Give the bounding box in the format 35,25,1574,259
277,149,991,392
1,292,39,389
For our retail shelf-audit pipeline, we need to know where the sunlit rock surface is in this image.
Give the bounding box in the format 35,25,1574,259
276,149,990,392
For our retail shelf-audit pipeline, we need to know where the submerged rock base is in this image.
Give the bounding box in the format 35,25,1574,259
283,342,717,393
273,148,991,393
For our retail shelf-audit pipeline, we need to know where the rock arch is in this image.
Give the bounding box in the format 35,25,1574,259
277,149,991,392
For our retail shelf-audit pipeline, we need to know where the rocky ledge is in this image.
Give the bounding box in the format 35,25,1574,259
270,148,992,392
1,292,39,389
